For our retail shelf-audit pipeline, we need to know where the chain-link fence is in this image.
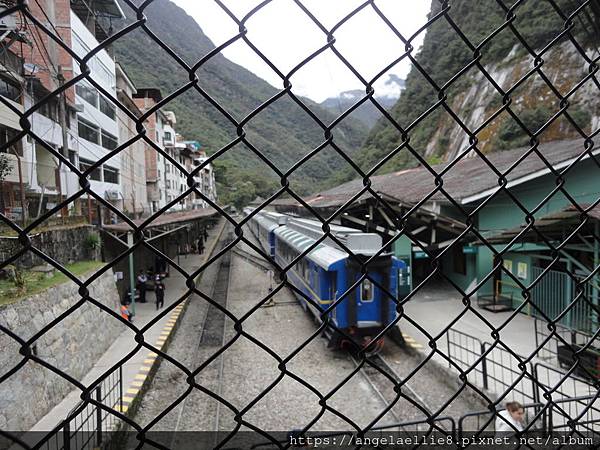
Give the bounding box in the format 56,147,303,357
1,0,600,448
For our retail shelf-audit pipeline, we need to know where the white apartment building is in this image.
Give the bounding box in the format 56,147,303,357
162,111,181,210
70,6,123,222
184,141,217,209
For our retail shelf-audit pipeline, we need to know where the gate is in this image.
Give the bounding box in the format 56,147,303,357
531,267,596,334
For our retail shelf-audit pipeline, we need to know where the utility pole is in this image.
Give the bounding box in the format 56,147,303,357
57,65,69,217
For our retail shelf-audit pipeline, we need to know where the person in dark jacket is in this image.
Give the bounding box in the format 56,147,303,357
136,270,148,303
197,236,204,255
155,281,165,310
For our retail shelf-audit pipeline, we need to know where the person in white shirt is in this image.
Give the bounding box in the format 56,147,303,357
136,270,148,303
495,401,526,433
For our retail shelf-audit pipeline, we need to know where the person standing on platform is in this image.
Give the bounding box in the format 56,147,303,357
155,280,165,310
120,302,132,322
136,270,148,303
197,235,204,255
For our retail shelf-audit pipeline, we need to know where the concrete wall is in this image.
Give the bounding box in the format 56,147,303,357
0,224,97,269
0,269,123,431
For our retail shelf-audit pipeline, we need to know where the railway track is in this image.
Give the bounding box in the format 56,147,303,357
351,352,444,431
171,232,233,442
232,247,276,273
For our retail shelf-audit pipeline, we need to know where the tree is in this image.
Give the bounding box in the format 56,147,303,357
0,154,13,214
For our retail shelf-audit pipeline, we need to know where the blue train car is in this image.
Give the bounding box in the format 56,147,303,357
245,209,408,352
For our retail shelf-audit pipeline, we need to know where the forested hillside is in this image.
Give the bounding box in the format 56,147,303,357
353,0,600,177
114,0,368,205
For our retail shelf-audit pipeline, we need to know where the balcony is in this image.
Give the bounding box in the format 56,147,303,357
2,152,31,185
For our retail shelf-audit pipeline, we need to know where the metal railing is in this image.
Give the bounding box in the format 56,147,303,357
447,328,599,406
457,394,600,437
40,366,123,450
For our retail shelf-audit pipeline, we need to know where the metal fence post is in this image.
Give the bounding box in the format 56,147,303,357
446,331,451,369
481,342,488,390
96,386,102,447
532,363,540,404
119,365,124,414
63,421,71,450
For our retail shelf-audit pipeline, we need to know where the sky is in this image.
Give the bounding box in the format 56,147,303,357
172,0,431,103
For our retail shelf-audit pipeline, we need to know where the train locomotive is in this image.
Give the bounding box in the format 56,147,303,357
244,209,409,353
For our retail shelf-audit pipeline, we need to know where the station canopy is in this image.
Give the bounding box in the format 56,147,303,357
103,208,218,243
483,204,600,245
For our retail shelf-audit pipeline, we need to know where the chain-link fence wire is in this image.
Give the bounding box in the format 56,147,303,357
0,0,600,447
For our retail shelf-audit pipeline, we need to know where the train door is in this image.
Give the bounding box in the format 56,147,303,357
355,273,382,326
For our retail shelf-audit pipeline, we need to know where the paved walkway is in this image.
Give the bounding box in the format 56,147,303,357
401,283,537,357
399,282,595,403
31,219,226,432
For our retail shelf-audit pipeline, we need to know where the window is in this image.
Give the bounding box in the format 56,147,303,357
38,98,59,121
0,79,20,102
0,126,22,155
78,118,100,144
101,130,118,150
103,166,119,184
79,158,101,181
166,164,170,174
329,272,337,300
163,131,172,143
99,95,116,120
68,150,78,165
361,279,374,302
76,82,98,107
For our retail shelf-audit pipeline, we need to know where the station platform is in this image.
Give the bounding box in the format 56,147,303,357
30,218,226,432
397,282,596,405
400,283,537,358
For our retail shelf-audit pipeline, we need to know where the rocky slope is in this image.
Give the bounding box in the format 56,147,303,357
353,0,600,175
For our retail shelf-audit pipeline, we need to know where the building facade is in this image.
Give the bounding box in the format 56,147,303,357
0,0,216,223
115,64,149,218
70,6,123,223
133,89,166,214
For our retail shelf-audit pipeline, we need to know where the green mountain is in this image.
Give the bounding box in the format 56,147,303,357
113,0,368,206
353,0,600,177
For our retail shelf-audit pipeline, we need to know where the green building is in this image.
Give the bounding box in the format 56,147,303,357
276,138,600,333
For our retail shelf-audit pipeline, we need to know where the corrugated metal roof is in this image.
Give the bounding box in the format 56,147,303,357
294,138,591,209
104,208,217,232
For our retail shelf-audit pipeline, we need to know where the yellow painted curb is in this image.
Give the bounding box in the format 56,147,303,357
117,218,227,419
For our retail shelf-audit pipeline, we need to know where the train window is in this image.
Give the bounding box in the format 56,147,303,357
329,272,337,300
361,279,374,302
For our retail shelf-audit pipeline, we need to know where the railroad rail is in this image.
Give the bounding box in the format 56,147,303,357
170,230,233,443
232,247,276,273
350,352,442,431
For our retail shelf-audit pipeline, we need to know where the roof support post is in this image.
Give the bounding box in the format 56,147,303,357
128,231,136,315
